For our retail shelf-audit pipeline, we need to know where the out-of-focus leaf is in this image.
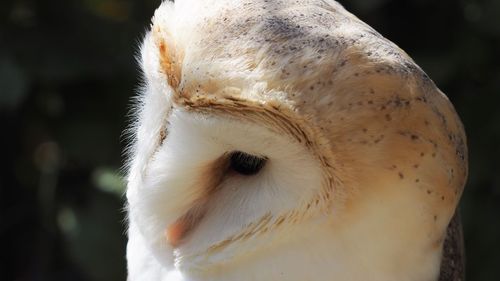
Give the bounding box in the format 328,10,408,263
61,191,126,281
92,167,126,196
0,56,29,110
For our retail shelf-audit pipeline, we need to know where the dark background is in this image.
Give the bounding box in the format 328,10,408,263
1,0,498,280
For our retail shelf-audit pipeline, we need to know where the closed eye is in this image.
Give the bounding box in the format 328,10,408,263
229,151,267,175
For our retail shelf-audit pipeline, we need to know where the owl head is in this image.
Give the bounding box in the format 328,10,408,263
125,1,467,280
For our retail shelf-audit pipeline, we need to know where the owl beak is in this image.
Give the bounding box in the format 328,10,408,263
166,219,189,247
166,155,230,247
166,205,207,247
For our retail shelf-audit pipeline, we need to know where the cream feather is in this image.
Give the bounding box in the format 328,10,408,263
126,1,467,280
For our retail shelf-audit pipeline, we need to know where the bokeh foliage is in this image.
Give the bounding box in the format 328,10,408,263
1,0,499,280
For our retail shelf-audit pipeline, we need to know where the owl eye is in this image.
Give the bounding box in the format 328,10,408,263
229,151,267,175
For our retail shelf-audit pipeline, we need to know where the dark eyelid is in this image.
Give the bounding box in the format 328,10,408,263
229,151,267,175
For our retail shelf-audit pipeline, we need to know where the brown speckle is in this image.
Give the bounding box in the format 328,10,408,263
399,172,404,179
159,129,167,143
385,114,392,121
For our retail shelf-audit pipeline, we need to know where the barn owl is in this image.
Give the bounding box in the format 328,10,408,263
125,0,467,280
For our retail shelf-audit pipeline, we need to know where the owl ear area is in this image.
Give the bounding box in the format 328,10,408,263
152,25,184,92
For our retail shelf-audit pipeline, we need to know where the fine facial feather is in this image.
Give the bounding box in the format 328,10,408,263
126,1,467,280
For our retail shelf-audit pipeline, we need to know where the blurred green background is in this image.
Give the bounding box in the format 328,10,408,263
0,0,498,280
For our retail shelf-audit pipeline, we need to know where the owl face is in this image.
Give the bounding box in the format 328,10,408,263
126,1,467,280
130,108,326,267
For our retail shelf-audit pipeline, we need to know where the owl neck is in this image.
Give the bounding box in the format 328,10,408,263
163,221,442,281
129,187,445,281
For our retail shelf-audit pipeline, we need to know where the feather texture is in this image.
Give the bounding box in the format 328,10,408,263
125,1,467,280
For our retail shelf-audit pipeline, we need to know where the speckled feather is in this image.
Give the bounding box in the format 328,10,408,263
153,0,467,188
126,1,468,280
439,212,465,281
